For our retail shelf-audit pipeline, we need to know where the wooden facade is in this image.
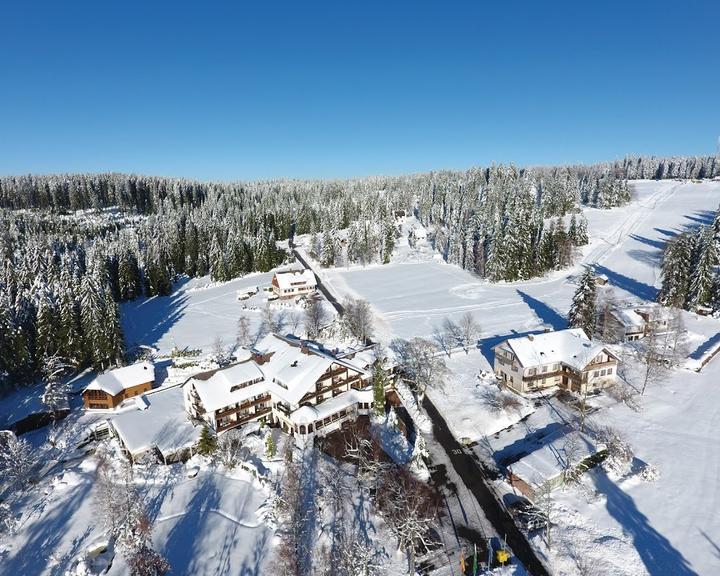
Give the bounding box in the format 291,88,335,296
83,381,153,410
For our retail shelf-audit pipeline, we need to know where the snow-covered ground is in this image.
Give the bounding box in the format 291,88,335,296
322,179,720,575
426,349,535,444
5,179,720,576
121,272,275,355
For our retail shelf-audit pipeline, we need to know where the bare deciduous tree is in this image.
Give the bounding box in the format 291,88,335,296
431,325,453,358
218,429,243,469
343,298,374,344
594,289,622,343
442,318,463,350
528,482,556,550
636,310,672,395
211,335,231,365
304,297,328,340
236,316,252,348
458,312,480,353
375,465,440,574
390,338,447,397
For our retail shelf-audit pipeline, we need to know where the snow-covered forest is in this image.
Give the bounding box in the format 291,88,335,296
0,155,717,392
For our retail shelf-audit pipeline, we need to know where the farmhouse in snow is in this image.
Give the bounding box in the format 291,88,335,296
606,304,672,342
271,269,316,299
492,329,618,395
183,334,374,445
83,361,155,410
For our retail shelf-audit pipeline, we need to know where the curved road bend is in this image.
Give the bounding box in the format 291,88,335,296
422,397,551,576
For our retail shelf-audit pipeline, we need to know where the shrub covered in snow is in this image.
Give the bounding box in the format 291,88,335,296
639,462,660,482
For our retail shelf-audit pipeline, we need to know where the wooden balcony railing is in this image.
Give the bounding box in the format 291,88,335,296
215,394,271,419
216,407,272,433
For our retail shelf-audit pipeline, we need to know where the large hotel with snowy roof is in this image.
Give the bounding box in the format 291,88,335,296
183,333,376,444
492,328,618,395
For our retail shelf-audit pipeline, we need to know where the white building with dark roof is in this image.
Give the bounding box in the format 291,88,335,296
492,329,618,395
183,334,374,444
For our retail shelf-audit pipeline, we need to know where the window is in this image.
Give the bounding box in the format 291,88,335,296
89,403,107,409
593,370,600,377
607,367,613,375
600,369,606,376
552,363,559,371
86,389,107,400
528,368,537,376
541,365,548,373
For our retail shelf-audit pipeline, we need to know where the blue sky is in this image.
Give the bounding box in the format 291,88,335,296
1,0,718,181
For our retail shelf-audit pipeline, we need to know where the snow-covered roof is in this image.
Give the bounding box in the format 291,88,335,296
190,334,371,412
256,335,370,406
611,308,645,330
85,362,155,396
290,404,319,424
509,430,600,489
289,388,373,425
111,386,201,458
188,362,264,413
273,269,316,291
496,329,608,371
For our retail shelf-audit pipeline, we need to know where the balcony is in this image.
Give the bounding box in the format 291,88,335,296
215,394,271,419
216,407,272,433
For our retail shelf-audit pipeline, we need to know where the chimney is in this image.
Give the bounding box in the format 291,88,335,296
528,334,534,341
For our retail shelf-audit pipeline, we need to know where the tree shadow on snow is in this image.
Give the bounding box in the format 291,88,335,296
478,328,547,369
683,211,715,226
699,529,720,562
592,265,658,301
688,332,720,361
592,471,698,576
629,234,667,251
239,529,270,576
7,469,95,575
516,290,567,331
654,227,679,239
159,473,223,575
626,248,663,268
121,292,190,352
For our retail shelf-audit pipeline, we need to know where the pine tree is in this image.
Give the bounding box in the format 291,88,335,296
118,249,142,301
265,433,277,458
321,230,336,268
688,226,717,307
568,267,597,336
659,233,694,308
197,425,218,456
372,363,387,417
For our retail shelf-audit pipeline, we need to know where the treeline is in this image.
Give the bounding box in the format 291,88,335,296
0,219,124,389
658,208,720,310
1,154,716,389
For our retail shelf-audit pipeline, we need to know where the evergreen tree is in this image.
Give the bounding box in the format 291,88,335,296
118,249,142,301
372,363,387,417
688,226,717,307
321,230,336,268
265,433,277,458
197,425,218,456
568,267,597,336
659,233,694,308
